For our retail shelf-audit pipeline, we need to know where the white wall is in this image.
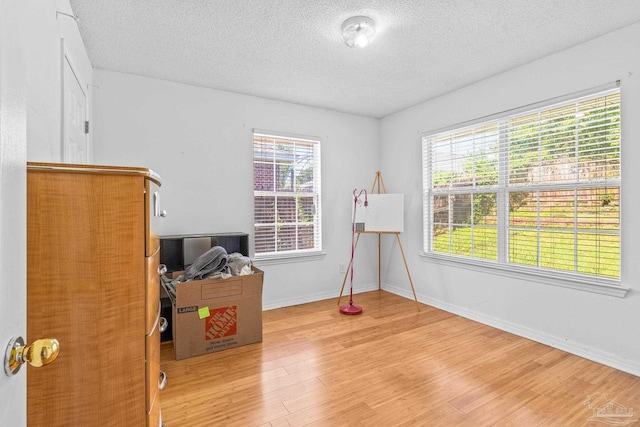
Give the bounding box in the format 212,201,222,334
379,22,640,375
25,0,92,163
91,70,381,309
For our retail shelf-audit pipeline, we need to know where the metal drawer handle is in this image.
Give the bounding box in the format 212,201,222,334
153,191,161,217
159,317,168,333
158,264,167,275
158,370,167,390
153,191,167,217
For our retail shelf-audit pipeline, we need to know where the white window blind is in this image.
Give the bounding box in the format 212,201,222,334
423,86,621,283
253,131,322,257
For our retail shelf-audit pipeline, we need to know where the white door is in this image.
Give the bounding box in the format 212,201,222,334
0,0,28,425
62,54,87,163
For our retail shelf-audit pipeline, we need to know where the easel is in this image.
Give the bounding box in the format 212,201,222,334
337,171,419,309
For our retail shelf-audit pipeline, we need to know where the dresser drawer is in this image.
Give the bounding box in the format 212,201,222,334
148,397,161,427
148,231,160,256
146,248,160,334
146,319,161,415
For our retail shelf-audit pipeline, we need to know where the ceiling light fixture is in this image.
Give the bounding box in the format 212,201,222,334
341,16,375,48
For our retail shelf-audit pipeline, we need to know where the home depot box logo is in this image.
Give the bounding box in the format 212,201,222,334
205,306,237,340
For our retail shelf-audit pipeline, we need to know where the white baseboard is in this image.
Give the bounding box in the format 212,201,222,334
383,283,640,378
263,284,379,311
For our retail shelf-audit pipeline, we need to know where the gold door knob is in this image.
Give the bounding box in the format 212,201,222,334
4,336,60,376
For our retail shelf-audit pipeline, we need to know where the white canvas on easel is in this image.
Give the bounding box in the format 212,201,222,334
354,193,404,232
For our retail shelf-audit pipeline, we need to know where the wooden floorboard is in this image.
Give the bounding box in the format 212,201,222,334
159,291,639,426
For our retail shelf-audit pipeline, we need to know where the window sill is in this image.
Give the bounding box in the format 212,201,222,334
253,251,326,266
419,252,630,298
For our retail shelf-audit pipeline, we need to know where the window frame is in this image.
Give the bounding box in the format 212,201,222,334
421,83,629,297
252,130,323,261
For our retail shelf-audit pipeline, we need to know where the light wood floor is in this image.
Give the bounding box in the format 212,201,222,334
159,291,639,426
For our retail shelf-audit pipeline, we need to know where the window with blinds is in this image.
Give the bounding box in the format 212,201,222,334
422,86,621,283
253,131,322,257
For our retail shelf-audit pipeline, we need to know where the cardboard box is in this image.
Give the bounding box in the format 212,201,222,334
163,266,263,360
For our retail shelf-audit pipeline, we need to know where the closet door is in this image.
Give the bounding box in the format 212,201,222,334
62,52,88,163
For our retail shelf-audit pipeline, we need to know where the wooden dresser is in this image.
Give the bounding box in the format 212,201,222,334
26,162,165,426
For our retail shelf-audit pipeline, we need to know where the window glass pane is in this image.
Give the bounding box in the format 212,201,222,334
451,225,471,256
255,226,275,253
539,190,574,229
577,94,620,181
294,142,315,193
577,233,619,278
509,191,535,227
277,196,296,223
433,195,449,224
509,114,541,185
451,134,474,187
509,229,538,266
576,187,620,279
576,187,619,231
473,192,498,260
473,124,499,186
274,142,293,159
276,162,294,192
451,194,472,225
539,104,577,181
432,225,450,254
278,225,296,251
297,224,315,250
432,142,454,188
253,138,274,160
254,163,274,191
539,230,575,272
254,196,275,224
474,193,497,225
298,196,315,223
473,226,497,260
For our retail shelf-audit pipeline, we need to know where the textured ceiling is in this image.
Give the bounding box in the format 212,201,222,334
68,0,640,118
